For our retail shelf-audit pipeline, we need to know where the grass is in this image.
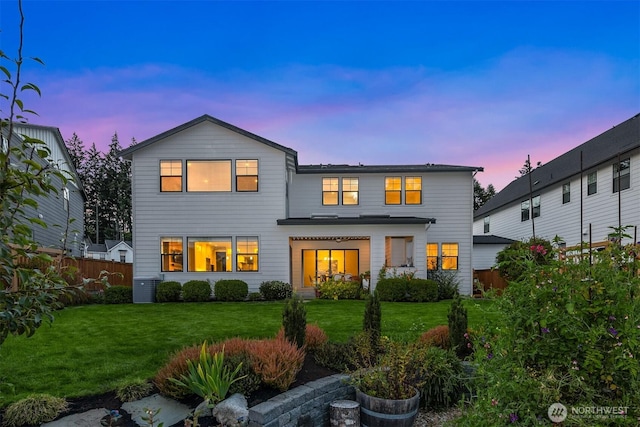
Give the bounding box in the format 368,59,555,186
0,298,497,406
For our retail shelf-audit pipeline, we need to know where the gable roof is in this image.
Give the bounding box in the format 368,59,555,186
118,114,299,160
474,113,640,219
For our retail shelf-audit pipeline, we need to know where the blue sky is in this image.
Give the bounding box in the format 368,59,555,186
1,0,638,191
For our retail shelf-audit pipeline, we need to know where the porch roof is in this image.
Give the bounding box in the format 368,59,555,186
277,216,436,226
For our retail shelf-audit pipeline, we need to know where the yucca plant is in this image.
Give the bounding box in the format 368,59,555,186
169,342,247,407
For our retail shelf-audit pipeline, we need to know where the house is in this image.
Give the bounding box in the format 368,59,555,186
2,123,85,257
474,113,640,253
84,239,134,263
472,235,515,270
119,115,482,297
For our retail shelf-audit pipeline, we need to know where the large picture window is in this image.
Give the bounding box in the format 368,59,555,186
161,237,183,272
160,160,182,192
187,160,231,192
302,249,359,287
236,159,258,192
385,177,401,205
405,177,422,204
342,178,359,205
236,236,259,271
187,237,232,272
613,158,630,193
441,243,459,270
322,178,339,205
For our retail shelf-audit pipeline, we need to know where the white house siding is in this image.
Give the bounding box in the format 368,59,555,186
288,171,476,294
473,245,507,270
474,148,640,247
128,121,291,291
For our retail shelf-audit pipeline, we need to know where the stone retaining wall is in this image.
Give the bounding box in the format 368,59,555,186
248,374,354,427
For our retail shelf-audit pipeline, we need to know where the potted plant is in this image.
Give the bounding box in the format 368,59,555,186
348,341,421,426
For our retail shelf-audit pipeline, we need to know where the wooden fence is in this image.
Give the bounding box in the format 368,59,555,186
473,269,508,295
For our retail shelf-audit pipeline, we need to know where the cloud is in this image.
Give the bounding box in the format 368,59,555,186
22,46,638,191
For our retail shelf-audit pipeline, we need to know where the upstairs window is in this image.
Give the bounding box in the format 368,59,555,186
160,160,182,192
483,216,490,233
322,178,339,205
613,158,630,193
236,236,259,272
562,183,570,204
521,200,530,222
587,171,597,195
532,195,541,218
236,160,258,192
441,243,459,270
385,177,402,205
187,160,231,192
63,187,70,211
342,178,359,205
405,177,422,204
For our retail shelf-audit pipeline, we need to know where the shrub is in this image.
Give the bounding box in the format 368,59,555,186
282,294,306,348
248,337,305,391
314,341,355,372
155,344,203,399
428,268,460,300
407,278,438,302
317,279,362,300
419,325,450,349
259,281,293,300
224,352,262,396
448,292,470,359
495,236,553,282
410,345,464,409
375,277,407,301
156,281,182,302
363,290,381,351
56,286,91,306
247,292,263,301
214,279,249,301
116,379,154,402
276,323,328,351
459,230,640,425
104,286,133,304
182,280,211,302
3,394,68,426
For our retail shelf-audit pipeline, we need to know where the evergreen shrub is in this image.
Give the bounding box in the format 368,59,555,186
104,286,133,304
214,279,248,301
156,281,182,302
182,280,211,302
407,278,438,302
259,280,292,300
282,294,306,348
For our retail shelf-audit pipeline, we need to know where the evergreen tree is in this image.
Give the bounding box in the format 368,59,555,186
473,179,496,211
82,143,103,243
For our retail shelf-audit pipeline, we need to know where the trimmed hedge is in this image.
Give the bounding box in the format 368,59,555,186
156,281,182,302
104,286,133,304
259,281,293,300
376,278,438,302
317,280,362,300
182,280,211,302
214,280,248,301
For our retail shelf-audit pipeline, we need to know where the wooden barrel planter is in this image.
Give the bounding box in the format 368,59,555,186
355,387,420,427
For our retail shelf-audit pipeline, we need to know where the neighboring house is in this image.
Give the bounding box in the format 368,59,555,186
474,113,640,249
119,115,482,296
84,239,134,263
2,123,85,257
472,235,515,270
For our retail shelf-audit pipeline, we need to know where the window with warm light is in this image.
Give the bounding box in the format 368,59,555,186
405,177,422,204
441,243,458,270
426,243,438,270
187,237,232,272
613,158,630,193
160,160,182,192
385,177,401,205
187,160,231,192
587,172,597,195
236,159,258,192
342,178,359,205
161,237,183,272
236,236,259,272
322,177,339,205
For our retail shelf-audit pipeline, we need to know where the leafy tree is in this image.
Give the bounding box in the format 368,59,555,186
473,178,495,211
0,0,70,346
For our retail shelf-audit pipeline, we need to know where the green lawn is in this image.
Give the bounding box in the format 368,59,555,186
0,299,497,405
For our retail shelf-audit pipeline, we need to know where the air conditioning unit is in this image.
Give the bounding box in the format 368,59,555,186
133,277,162,303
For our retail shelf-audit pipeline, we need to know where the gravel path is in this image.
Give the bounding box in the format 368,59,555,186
415,407,462,426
